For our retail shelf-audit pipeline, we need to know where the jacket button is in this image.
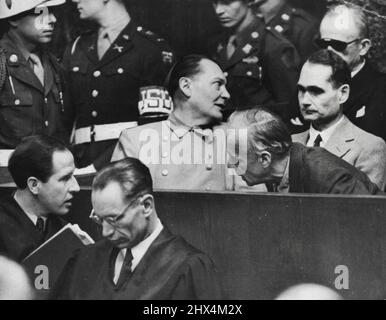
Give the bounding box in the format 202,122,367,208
45,121,49,127
246,71,252,76
9,54,18,63
72,66,80,72
206,164,213,171
162,170,168,176
91,111,98,118
117,68,124,74
92,90,99,98
93,70,101,77
205,186,211,191
14,99,21,105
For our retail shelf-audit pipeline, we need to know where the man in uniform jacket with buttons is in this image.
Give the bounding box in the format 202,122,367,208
209,0,301,121
250,0,319,62
0,0,68,166
65,0,174,172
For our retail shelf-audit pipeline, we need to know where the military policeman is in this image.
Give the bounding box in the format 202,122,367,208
0,0,67,166
209,0,300,120
65,0,174,173
250,0,319,62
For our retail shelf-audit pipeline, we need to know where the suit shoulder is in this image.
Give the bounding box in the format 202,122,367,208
291,131,308,143
122,120,164,137
352,123,386,148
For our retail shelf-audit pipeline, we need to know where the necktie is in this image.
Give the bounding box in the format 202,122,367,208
36,217,45,234
114,249,133,286
226,35,237,59
313,134,323,147
97,30,111,60
29,53,45,86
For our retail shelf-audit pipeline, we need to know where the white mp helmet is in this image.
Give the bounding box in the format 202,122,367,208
0,0,65,19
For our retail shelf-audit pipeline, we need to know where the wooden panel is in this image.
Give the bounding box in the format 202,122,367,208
1,187,385,299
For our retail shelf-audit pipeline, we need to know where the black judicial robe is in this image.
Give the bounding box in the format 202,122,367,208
52,228,223,300
0,193,67,262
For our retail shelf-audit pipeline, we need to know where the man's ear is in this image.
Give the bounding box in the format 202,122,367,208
258,151,272,169
27,177,40,195
179,77,192,98
359,38,371,57
141,195,154,218
338,84,350,105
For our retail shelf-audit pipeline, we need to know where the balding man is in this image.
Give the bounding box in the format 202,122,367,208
316,3,386,141
227,107,384,195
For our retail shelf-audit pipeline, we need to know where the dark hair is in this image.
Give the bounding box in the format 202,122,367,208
307,49,351,88
8,135,68,189
92,158,153,200
166,54,208,97
231,107,292,158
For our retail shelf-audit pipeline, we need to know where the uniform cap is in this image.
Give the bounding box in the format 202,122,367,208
0,0,65,19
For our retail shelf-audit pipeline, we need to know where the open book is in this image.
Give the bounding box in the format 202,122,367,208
22,223,94,296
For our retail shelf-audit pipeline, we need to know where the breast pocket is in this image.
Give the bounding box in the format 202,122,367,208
0,89,34,138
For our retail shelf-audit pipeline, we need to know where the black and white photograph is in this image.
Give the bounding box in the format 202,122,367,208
1,0,386,306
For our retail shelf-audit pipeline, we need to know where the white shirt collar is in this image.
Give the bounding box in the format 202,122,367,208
130,218,163,271
307,116,345,148
351,60,366,78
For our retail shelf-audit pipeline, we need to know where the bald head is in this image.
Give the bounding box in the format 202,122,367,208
319,4,371,70
0,256,34,300
275,283,343,300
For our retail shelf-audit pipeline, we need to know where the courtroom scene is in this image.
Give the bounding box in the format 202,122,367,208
1,0,386,302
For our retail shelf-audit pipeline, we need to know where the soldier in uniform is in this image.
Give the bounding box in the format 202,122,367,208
250,0,320,62
65,0,174,173
209,0,300,121
0,0,67,167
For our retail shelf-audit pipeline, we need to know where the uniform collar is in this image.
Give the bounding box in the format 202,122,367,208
98,16,131,45
167,112,215,141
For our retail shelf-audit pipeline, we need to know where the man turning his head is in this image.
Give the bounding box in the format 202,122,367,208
52,158,222,300
293,50,386,189
227,108,383,195
0,135,80,262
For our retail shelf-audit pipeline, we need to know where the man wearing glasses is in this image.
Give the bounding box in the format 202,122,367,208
315,3,386,142
52,158,222,300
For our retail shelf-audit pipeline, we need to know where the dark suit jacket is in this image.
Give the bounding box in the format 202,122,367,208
344,62,386,142
288,143,384,195
0,193,67,262
52,228,222,300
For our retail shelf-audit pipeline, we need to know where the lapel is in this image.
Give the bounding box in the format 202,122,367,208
324,116,354,159
97,23,135,68
79,31,99,66
42,52,54,96
221,17,265,70
1,35,44,93
288,143,306,193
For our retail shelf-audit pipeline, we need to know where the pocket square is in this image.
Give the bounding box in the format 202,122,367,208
356,106,366,118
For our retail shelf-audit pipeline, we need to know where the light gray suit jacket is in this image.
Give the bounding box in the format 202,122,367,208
292,116,386,190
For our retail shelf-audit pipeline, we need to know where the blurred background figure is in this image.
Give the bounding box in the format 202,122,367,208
250,0,319,62
0,256,34,300
209,0,300,121
275,283,343,300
